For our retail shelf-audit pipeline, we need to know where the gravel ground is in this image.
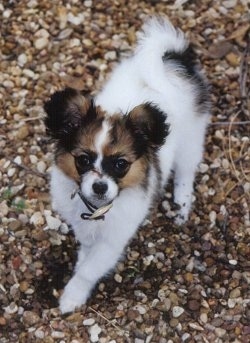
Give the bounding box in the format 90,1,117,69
0,0,249,342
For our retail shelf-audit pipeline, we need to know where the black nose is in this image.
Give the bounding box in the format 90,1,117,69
92,182,108,195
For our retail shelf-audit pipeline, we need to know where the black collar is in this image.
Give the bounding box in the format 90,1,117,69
71,188,112,221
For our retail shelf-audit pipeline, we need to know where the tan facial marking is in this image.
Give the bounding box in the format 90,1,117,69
56,153,79,182
119,157,148,189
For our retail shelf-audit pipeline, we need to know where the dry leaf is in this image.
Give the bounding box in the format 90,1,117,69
208,41,233,59
227,23,250,41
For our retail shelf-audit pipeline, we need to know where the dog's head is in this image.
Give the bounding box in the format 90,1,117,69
44,88,169,208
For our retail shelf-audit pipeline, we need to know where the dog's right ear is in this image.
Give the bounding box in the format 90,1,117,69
44,88,96,141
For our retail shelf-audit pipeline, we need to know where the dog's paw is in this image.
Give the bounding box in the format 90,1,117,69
174,208,189,226
59,276,90,314
174,213,186,226
59,292,82,314
173,200,191,226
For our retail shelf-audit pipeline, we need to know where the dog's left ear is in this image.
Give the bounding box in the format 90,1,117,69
126,103,170,154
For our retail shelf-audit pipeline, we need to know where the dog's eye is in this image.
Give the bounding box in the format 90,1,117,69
76,154,91,166
74,153,95,175
115,158,129,171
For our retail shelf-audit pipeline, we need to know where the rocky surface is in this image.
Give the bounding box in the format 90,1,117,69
0,0,249,342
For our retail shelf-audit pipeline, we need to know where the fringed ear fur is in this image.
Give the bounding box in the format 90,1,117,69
44,88,96,141
126,103,170,155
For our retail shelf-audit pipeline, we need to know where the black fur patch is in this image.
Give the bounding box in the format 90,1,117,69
163,45,210,113
44,88,99,151
74,151,97,176
163,45,198,78
126,103,170,157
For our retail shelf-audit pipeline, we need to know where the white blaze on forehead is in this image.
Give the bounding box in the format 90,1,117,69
94,120,110,170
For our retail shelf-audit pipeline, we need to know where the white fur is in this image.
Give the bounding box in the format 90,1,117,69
50,17,209,313
80,120,119,206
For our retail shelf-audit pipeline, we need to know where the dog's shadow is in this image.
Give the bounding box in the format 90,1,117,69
34,232,77,309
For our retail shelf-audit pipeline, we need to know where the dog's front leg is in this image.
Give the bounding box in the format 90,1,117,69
59,239,124,314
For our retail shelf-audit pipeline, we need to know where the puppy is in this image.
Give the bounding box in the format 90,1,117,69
44,17,210,313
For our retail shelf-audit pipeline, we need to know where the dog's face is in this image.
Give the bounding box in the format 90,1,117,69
44,88,169,207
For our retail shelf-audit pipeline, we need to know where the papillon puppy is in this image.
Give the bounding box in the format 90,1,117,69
44,17,210,313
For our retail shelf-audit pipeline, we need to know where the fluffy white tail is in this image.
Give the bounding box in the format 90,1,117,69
134,17,189,89
136,17,188,55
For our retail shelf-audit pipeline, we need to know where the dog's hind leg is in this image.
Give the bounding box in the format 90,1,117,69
173,117,207,224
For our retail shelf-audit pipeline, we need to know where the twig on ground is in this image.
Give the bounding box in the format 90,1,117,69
228,111,242,185
0,153,49,180
89,306,129,336
21,115,44,122
209,120,250,126
239,29,250,118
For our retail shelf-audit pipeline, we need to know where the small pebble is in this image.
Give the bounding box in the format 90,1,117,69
214,327,226,337
45,215,61,230
170,318,179,327
30,212,44,226
134,304,147,315
187,300,200,311
60,222,69,234
89,324,102,343
228,298,236,308
0,317,7,326
17,125,30,139
172,306,184,318
34,37,49,50
188,322,204,331
199,163,209,173
104,51,117,60
83,318,95,326
8,220,22,231
0,200,9,218
35,329,45,339
135,339,144,343
67,13,84,26
114,273,122,283
13,156,22,165
229,259,237,265
7,168,16,177
51,331,65,339
58,28,73,40
30,155,38,164
37,160,47,173
18,53,27,66
19,281,29,292
22,311,40,326
182,333,191,342
222,0,237,8
200,312,208,323
242,272,250,284
84,0,92,7
229,288,241,298
4,303,18,315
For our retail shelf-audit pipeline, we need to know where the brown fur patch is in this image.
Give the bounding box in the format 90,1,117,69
102,116,136,160
79,124,103,152
119,157,148,189
55,152,80,182
74,107,106,153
